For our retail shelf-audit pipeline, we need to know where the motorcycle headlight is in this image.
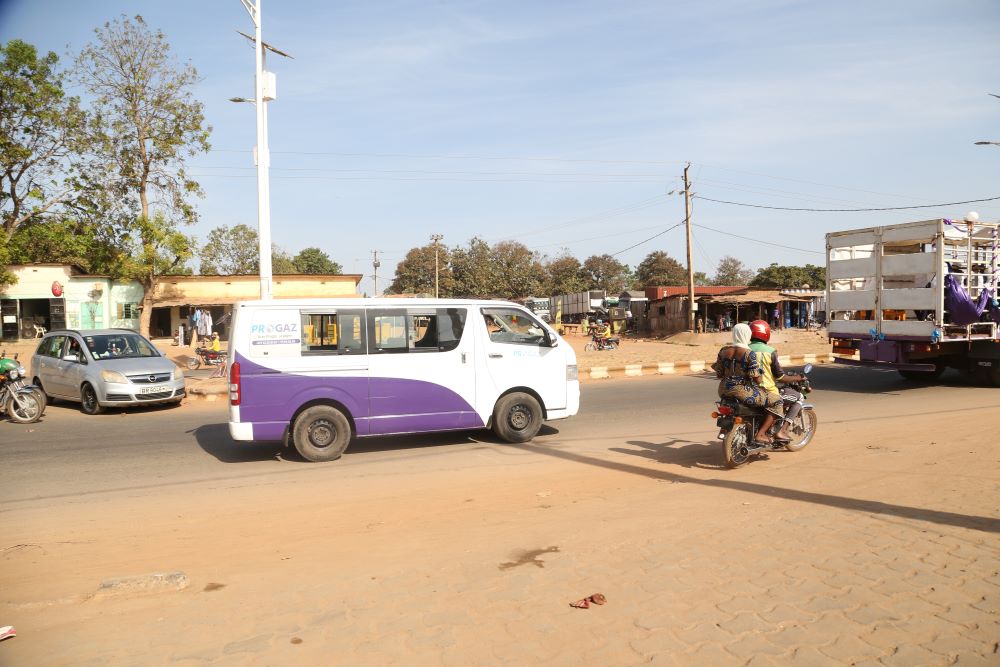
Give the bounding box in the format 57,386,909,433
100,370,129,383
7,369,19,380
17,364,26,375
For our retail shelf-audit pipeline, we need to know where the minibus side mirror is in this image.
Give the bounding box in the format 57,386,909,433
544,331,559,348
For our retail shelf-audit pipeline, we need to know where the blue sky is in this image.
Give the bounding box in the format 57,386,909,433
2,0,998,294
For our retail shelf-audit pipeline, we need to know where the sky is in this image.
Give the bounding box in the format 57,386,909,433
2,0,998,295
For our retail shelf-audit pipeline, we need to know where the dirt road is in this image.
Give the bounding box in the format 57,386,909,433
2,367,998,665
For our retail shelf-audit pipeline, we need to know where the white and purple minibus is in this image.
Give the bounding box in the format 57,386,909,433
227,299,580,461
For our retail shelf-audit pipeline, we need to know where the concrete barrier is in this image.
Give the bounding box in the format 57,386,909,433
580,353,835,382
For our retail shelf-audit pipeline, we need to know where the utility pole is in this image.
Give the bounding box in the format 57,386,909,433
430,234,443,298
684,163,696,332
372,250,381,297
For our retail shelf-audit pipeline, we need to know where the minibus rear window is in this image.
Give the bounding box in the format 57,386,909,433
301,310,366,355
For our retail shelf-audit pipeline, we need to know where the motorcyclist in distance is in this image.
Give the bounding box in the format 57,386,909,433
748,319,805,442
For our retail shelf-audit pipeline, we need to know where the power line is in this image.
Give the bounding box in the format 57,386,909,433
693,194,1000,212
692,223,823,255
610,220,685,257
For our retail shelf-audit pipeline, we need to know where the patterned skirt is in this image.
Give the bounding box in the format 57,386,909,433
718,379,782,409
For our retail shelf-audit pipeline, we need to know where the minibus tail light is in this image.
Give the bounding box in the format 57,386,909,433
567,364,578,381
229,361,241,406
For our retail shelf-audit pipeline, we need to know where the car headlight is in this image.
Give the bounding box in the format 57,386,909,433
100,370,129,383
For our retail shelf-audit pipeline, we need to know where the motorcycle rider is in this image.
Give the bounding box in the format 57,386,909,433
592,319,612,346
210,332,221,353
748,319,805,442
713,323,783,445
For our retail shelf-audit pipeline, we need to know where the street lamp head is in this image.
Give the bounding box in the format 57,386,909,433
974,141,999,146
229,96,255,104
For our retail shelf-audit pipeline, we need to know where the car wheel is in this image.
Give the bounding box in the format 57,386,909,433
292,405,352,462
492,392,543,443
80,382,104,415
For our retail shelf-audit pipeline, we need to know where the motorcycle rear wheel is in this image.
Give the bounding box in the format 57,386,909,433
784,408,817,451
723,423,751,468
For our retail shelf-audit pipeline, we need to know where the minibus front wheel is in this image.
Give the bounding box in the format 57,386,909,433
493,392,543,443
292,405,352,462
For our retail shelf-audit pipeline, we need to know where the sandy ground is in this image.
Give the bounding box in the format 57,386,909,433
2,374,998,665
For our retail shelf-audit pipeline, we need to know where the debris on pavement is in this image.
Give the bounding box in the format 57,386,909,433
0,626,15,641
570,593,607,609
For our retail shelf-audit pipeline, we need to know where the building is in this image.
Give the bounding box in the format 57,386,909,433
1,264,143,341
642,285,816,336
1,264,363,341
150,273,363,340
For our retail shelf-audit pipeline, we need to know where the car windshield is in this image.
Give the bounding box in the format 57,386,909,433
83,333,160,360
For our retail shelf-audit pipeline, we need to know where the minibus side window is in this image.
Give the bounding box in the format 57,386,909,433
435,307,466,352
481,307,547,346
301,310,366,355
370,310,408,353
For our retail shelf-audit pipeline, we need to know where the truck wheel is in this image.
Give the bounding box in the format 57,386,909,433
492,392,543,443
898,363,945,382
292,405,351,462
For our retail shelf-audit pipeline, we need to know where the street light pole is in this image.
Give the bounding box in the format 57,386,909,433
430,234,443,298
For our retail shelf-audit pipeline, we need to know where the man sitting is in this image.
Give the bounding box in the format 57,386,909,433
748,319,805,442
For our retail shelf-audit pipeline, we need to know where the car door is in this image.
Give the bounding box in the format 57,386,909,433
51,335,89,399
476,306,567,414
35,335,68,398
365,306,479,435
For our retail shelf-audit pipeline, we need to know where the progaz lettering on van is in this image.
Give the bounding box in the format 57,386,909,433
227,298,580,461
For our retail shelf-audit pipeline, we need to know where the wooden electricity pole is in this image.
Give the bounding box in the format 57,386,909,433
684,164,695,332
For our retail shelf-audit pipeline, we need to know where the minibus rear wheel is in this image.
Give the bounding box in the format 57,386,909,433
293,405,351,462
493,392,543,443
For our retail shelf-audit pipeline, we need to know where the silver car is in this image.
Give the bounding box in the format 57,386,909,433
31,329,186,414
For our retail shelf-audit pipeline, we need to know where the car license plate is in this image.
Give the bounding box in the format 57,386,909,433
139,385,168,394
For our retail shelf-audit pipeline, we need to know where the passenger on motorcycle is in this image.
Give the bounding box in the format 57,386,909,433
592,319,612,344
748,320,804,443
712,323,783,446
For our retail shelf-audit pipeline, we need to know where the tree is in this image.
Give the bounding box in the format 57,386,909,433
633,250,686,287
74,15,210,335
492,240,545,299
1,40,87,288
543,251,588,295
582,254,632,294
294,247,342,274
750,263,826,289
389,243,454,296
712,255,755,286
694,271,710,286
272,246,298,274
199,224,259,275
451,237,502,298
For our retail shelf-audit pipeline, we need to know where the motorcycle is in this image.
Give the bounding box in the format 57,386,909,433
0,352,45,424
584,332,620,351
186,346,227,371
712,363,817,468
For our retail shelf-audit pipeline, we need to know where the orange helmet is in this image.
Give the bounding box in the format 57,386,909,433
749,319,771,343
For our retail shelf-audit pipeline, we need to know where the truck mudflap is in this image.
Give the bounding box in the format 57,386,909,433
833,357,938,372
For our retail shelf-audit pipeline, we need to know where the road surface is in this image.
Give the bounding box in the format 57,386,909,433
2,365,998,665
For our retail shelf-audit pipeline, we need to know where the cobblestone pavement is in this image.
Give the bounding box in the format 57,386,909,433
3,385,998,666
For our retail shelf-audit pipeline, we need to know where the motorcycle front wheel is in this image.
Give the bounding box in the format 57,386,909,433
783,408,817,451
6,391,43,424
584,342,597,352
186,357,201,370
723,422,751,468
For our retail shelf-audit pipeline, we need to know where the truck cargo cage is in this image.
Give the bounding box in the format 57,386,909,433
827,218,1000,344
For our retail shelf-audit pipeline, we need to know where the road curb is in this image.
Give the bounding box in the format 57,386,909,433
581,353,835,382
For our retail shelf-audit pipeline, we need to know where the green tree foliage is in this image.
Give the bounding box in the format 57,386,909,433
199,224,259,275
450,237,500,298
750,263,826,289
582,254,632,294
492,240,545,299
272,246,298,275
632,250,686,287
694,271,710,286
0,39,87,288
294,247,342,275
74,15,210,334
543,251,588,295
388,243,454,296
712,255,755,286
